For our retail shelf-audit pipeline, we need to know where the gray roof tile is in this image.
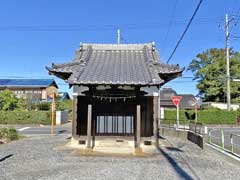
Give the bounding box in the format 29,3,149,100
47,43,183,85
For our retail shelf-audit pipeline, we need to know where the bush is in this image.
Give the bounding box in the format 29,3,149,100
37,102,51,111
0,110,51,125
0,127,19,142
0,128,8,139
163,109,238,125
0,90,18,110
55,100,72,111
55,100,72,120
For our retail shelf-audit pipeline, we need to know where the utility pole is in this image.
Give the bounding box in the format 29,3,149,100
51,91,55,135
117,29,120,44
226,14,231,111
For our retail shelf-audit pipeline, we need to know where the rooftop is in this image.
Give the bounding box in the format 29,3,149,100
47,43,184,86
160,87,196,109
0,79,58,88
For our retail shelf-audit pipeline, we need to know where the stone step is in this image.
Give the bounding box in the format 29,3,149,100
94,147,134,154
96,140,132,147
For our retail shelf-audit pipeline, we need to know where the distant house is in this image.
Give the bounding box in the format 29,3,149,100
160,87,197,109
0,79,58,101
58,92,71,101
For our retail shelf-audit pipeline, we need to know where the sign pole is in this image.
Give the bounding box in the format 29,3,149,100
177,104,179,129
194,100,198,132
171,96,182,130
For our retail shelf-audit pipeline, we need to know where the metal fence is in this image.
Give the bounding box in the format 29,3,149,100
160,119,190,131
189,121,204,135
160,119,205,135
208,129,240,158
208,129,224,147
230,133,240,157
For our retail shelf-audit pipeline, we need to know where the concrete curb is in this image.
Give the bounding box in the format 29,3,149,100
206,143,240,163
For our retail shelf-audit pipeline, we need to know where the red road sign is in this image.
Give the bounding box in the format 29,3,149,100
171,96,182,106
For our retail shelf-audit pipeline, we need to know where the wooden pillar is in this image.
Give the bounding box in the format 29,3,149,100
87,104,92,148
136,105,141,149
153,95,159,146
72,95,78,139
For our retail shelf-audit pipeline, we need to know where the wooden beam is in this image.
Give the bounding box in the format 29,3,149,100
87,104,92,148
136,105,141,148
72,95,78,138
153,96,159,146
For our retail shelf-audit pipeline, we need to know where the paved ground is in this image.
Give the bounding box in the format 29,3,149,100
1,122,72,136
1,134,240,180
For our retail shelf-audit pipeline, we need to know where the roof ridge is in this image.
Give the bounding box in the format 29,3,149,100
52,46,93,69
142,46,163,84
80,43,154,51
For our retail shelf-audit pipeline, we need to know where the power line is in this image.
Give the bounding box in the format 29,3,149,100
231,8,240,35
0,17,223,32
166,0,203,64
161,0,179,57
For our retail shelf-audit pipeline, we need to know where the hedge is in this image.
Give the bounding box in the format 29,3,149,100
0,111,51,125
163,109,239,125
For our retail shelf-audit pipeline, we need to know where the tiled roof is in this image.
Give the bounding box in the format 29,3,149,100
160,88,196,109
47,43,183,86
160,87,177,100
0,79,58,88
178,94,196,109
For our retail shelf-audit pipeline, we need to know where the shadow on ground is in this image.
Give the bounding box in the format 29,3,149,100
0,154,14,162
165,147,184,152
157,147,194,180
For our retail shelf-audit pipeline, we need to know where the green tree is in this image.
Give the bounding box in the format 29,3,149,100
0,90,19,110
188,48,240,102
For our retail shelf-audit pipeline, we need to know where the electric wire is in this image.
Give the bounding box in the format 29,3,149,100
0,17,223,32
166,0,203,64
161,0,178,57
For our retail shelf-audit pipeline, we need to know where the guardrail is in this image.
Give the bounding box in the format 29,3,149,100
208,129,240,158
160,119,205,135
208,129,224,148
230,133,240,158
189,121,204,135
160,119,189,131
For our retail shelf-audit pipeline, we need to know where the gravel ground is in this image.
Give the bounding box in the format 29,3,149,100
0,135,240,180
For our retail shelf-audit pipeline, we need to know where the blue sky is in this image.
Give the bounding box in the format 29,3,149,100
0,0,239,95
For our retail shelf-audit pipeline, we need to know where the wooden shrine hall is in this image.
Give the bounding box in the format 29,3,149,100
47,42,183,152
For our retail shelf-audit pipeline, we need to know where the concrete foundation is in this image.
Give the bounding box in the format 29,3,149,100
66,138,159,156
159,127,206,149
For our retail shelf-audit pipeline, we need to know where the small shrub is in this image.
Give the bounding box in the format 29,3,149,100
37,102,51,111
55,101,67,111
0,127,19,142
6,128,18,141
0,128,8,139
0,90,19,110
56,100,72,111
